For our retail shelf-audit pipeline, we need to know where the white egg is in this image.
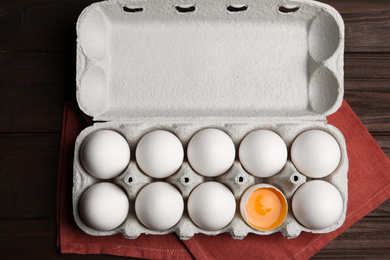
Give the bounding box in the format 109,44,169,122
239,130,287,177
292,180,343,230
187,182,236,231
291,129,341,178
80,129,130,179
136,130,184,178
135,182,184,231
187,128,235,177
79,182,129,231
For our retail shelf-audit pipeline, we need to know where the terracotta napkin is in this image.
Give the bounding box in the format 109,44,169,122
57,100,390,259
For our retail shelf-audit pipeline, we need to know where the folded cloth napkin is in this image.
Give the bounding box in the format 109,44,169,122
57,100,390,260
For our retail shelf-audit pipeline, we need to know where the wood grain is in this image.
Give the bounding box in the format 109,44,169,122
323,0,390,52
0,51,389,133
0,0,389,258
0,134,387,220
0,218,132,259
371,134,390,159
0,0,96,51
0,134,60,218
0,0,389,52
345,53,390,79
0,51,75,132
0,213,388,259
366,198,390,217
344,92,390,133
316,216,390,259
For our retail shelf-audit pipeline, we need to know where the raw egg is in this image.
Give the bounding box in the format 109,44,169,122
291,129,341,178
136,130,184,178
187,128,235,177
292,180,343,229
79,182,129,231
135,182,184,231
187,182,236,231
240,184,287,231
239,130,287,177
80,129,130,179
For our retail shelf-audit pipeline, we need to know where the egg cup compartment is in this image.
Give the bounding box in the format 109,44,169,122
73,121,348,239
74,0,347,239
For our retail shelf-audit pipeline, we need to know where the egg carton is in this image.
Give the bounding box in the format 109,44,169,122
73,122,348,239
73,0,347,239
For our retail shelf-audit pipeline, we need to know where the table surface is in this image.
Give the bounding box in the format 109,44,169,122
0,0,389,259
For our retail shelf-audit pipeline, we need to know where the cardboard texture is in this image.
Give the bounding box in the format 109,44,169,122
73,0,347,239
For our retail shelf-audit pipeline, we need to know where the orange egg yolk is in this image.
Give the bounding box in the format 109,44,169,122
245,188,287,231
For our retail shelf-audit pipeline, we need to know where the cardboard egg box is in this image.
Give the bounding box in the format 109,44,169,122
73,0,348,239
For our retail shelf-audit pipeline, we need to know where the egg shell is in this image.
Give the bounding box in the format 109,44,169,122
291,129,341,178
187,128,235,177
136,130,184,178
187,182,236,231
292,180,344,230
79,182,129,231
239,130,287,178
79,129,130,179
135,182,184,231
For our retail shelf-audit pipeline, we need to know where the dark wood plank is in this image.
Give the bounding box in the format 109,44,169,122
0,51,389,133
0,133,385,259
0,218,134,259
0,0,388,259
0,134,60,218
322,0,390,52
371,134,390,159
366,196,390,217
343,53,390,132
344,91,390,133
323,0,390,13
0,215,388,259
345,78,390,92
0,51,75,132
0,133,388,219
344,80,390,132
314,216,390,259
345,53,390,79
0,0,389,52
0,0,96,51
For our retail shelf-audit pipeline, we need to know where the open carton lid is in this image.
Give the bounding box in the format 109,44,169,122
76,0,344,122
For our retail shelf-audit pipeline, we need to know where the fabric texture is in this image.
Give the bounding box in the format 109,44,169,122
57,100,390,260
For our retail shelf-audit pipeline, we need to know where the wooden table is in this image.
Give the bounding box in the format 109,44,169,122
0,0,389,258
